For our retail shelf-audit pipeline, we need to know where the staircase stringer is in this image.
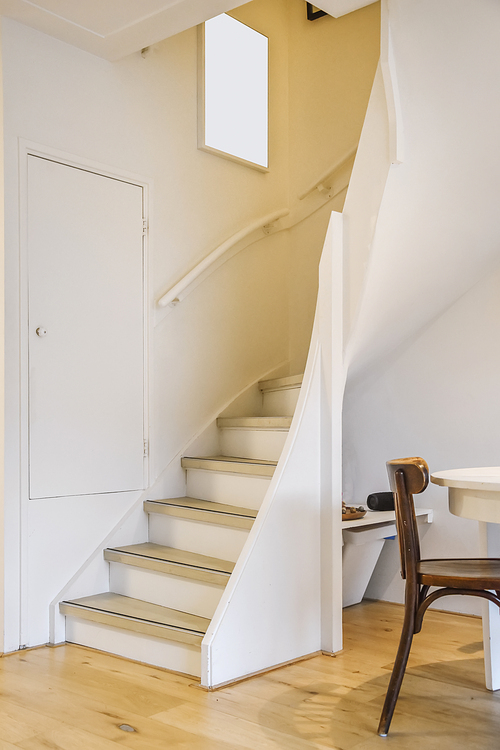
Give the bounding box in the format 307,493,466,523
202,212,344,688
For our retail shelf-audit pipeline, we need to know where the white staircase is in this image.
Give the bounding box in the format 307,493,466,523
60,373,302,678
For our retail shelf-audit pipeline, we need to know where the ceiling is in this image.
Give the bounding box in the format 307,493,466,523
0,0,377,60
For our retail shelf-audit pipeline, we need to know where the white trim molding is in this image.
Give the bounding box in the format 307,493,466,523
16,139,152,648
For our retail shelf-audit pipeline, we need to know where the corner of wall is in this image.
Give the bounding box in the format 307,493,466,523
0,18,5,655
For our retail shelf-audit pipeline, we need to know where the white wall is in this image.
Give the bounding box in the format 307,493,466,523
287,0,380,372
0,20,4,654
341,0,500,616
344,265,500,614
344,0,500,612
346,0,500,379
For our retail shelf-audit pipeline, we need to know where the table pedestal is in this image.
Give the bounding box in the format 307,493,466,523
431,468,500,694
479,522,500,691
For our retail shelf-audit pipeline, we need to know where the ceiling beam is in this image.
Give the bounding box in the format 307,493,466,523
0,0,378,60
312,0,378,18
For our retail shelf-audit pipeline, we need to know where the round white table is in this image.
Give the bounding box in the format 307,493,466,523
431,467,500,691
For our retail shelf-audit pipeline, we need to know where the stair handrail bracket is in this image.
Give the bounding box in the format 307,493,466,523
298,146,357,201
157,209,289,312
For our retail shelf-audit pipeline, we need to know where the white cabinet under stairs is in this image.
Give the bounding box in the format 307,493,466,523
60,373,302,679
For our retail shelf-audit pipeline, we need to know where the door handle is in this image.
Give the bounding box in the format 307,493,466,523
36,327,47,337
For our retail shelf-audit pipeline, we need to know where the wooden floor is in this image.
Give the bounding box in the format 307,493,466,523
1,600,500,749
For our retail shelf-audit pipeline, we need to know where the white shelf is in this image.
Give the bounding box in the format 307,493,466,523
342,507,433,530
341,508,433,608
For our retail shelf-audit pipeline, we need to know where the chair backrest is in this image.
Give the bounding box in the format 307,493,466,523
386,457,429,581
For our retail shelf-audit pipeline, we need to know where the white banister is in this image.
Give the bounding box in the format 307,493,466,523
201,211,345,687
298,146,357,200
157,208,289,308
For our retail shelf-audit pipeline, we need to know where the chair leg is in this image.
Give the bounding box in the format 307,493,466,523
377,605,415,736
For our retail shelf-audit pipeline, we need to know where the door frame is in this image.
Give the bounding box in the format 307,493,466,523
17,139,152,647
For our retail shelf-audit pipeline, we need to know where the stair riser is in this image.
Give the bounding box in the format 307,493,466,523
105,546,233,583
149,513,249,562
65,617,201,677
109,563,226,619
186,468,270,509
261,388,300,417
219,428,288,462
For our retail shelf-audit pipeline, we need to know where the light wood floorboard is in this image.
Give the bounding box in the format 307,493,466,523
1,600,500,748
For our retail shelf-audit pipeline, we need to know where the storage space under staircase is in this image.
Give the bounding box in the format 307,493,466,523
60,374,302,678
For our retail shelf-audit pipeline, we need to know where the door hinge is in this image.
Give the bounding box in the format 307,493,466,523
142,218,148,235
143,439,149,457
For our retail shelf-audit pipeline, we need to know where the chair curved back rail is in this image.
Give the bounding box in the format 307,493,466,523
378,457,500,737
387,458,428,580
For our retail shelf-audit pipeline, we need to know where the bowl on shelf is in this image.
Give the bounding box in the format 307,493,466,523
342,502,367,521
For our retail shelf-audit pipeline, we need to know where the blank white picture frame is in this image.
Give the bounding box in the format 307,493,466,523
199,14,269,171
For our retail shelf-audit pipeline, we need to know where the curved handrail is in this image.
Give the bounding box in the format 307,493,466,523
298,146,357,200
157,145,357,311
157,208,289,308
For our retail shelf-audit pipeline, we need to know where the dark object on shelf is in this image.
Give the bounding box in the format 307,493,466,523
367,491,395,511
306,3,328,21
377,457,500,736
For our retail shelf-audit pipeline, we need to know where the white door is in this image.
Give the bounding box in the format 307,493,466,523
28,156,146,499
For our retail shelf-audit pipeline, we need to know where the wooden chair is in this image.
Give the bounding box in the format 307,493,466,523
378,457,500,736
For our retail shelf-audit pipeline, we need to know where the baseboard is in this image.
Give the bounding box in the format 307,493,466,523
201,650,323,691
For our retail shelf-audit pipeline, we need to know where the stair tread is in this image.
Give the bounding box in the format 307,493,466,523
217,416,292,429
146,497,257,519
62,592,209,635
108,542,235,574
259,374,303,392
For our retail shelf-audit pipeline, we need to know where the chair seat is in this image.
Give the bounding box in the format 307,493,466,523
418,558,500,589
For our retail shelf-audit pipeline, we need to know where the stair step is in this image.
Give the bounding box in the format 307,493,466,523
105,543,234,584
258,374,303,392
218,418,290,461
217,416,292,430
181,455,277,478
65,618,202,677
107,544,228,618
186,470,270,509
259,375,303,417
60,592,208,647
144,497,257,529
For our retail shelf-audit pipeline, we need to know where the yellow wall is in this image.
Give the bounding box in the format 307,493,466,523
0,20,4,654
287,0,380,371
230,0,380,374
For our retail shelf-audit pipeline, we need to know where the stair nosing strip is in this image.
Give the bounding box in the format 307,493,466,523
106,548,232,576
145,500,256,520
216,417,292,429
258,375,303,392
259,386,301,393
183,456,277,465
61,600,207,636
218,430,289,435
